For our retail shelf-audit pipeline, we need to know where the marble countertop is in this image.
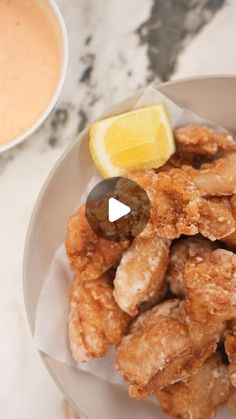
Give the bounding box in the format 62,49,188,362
1,0,236,418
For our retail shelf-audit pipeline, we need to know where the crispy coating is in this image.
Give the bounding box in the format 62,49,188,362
183,153,236,196
167,236,216,297
225,323,236,387
222,195,236,246
113,234,170,316
66,205,129,280
68,272,130,363
184,249,236,324
175,124,236,157
156,353,231,419
129,168,200,239
129,168,235,241
197,196,235,241
149,169,201,239
116,299,223,398
121,169,156,191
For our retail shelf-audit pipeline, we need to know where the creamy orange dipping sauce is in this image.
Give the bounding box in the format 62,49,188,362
0,0,62,146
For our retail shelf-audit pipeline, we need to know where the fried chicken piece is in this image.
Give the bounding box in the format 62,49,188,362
129,168,201,239
167,236,216,297
123,168,156,190
129,169,200,239
197,196,235,241
156,353,231,419
116,299,223,398
225,322,236,387
222,195,236,246
68,272,130,363
66,205,129,280
150,169,201,238
113,234,170,316
175,125,236,157
129,168,235,241
183,153,236,196
184,249,236,324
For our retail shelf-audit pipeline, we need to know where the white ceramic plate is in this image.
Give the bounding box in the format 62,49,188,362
0,0,68,154
23,76,236,419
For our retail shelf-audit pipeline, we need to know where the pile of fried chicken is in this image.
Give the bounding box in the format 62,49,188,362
65,125,236,419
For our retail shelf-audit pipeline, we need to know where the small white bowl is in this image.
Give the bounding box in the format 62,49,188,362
0,0,68,154
24,76,236,419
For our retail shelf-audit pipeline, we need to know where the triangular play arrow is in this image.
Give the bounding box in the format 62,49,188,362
108,197,131,222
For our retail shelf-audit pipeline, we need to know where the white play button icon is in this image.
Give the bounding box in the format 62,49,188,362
108,197,131,222
85,176,150,241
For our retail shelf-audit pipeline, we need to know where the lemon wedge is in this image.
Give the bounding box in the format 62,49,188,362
89,104,175,178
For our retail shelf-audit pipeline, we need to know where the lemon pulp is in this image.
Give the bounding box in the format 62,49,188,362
89,104,175,178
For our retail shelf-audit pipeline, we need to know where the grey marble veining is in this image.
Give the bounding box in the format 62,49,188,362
138,0,226,81
0,0,227,175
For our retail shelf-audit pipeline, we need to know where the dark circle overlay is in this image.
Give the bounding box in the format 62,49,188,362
85,176,150,242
